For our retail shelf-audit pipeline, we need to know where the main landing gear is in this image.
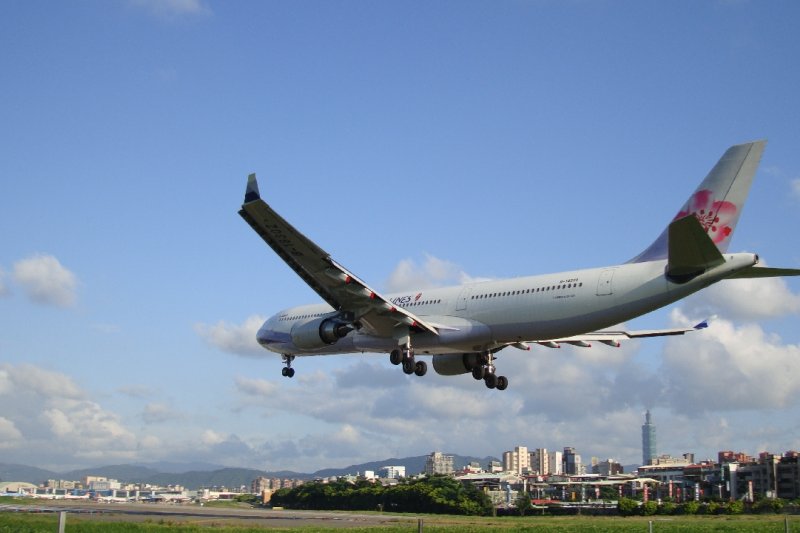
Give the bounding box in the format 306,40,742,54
471,352,508,390
281,354,295,378
389,345,427,377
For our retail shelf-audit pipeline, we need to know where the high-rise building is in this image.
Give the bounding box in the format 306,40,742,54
503,446,530,475
642,410,657,466
425,452,454,476
548,451,563,475
251,477,270,494
563,447,581,475
530,448,549,475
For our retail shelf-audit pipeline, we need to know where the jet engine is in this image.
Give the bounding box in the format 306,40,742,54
431,353,485,376
291,317,354,350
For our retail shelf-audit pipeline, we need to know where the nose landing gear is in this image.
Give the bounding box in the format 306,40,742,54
281,354,295,378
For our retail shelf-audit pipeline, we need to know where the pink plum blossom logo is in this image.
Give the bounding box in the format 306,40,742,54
674,189,737,244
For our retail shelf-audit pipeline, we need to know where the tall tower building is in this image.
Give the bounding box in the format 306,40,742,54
642,410,657,466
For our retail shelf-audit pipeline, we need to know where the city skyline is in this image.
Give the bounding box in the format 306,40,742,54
1,1,800,473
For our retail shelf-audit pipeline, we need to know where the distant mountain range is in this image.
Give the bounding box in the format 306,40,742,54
0,455,499,491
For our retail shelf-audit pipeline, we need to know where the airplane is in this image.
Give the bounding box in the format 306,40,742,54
239,140,800,390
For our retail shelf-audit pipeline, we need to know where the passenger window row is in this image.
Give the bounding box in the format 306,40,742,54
279,312,325,322
407,299,442,306
470,282,583,300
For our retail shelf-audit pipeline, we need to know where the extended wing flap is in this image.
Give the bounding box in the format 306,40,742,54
239,174,438,337
529,320,708,348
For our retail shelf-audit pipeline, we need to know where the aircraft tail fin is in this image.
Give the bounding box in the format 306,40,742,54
630,140,766,263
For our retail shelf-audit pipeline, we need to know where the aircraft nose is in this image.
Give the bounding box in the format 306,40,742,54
256,323,270,346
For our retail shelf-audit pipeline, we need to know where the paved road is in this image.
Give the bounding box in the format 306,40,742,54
1,501,421,528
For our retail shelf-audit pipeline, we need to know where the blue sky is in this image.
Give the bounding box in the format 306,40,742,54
1,0,800,473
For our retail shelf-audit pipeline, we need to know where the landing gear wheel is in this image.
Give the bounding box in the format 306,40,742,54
389,349,403,365
496,375,508,390
281,354,296,378
484,373,498,389
472,366,485,380
414,360,427,377
402,357,416,375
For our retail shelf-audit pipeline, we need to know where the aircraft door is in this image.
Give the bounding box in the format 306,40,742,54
596,269,615,296
455,286,473,311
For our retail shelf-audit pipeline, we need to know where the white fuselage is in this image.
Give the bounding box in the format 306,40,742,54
257,253,757,357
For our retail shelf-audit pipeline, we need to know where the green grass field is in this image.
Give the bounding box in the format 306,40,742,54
1,511,798,532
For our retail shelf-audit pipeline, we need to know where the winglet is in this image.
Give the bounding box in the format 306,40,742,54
694,320,709,330
244,173,261,203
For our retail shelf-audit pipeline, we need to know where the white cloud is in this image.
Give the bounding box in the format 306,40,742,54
234,376,278,398
130,0,211,18
11,364,84,400
0,416,22,447
384,254,490,292
194,315,266,356
228,354,637,470
201,429,226,446
13,254,78,307
792,178,800,200
42,408,74,437
657,309,800,413
0,363,152,468
682,275,800,321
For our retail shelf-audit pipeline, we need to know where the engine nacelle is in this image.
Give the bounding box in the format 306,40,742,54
291,317,354,350
432,353,484,376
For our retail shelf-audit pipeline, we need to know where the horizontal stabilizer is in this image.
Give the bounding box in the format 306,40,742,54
667,215,724,283
726,266,800,279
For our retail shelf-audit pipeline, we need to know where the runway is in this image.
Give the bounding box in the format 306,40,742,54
0,500,427,529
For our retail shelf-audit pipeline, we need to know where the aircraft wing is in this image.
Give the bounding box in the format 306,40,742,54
522,321,709,349
238,174,439,337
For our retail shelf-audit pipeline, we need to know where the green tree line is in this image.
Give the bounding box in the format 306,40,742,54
270,476,493,515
